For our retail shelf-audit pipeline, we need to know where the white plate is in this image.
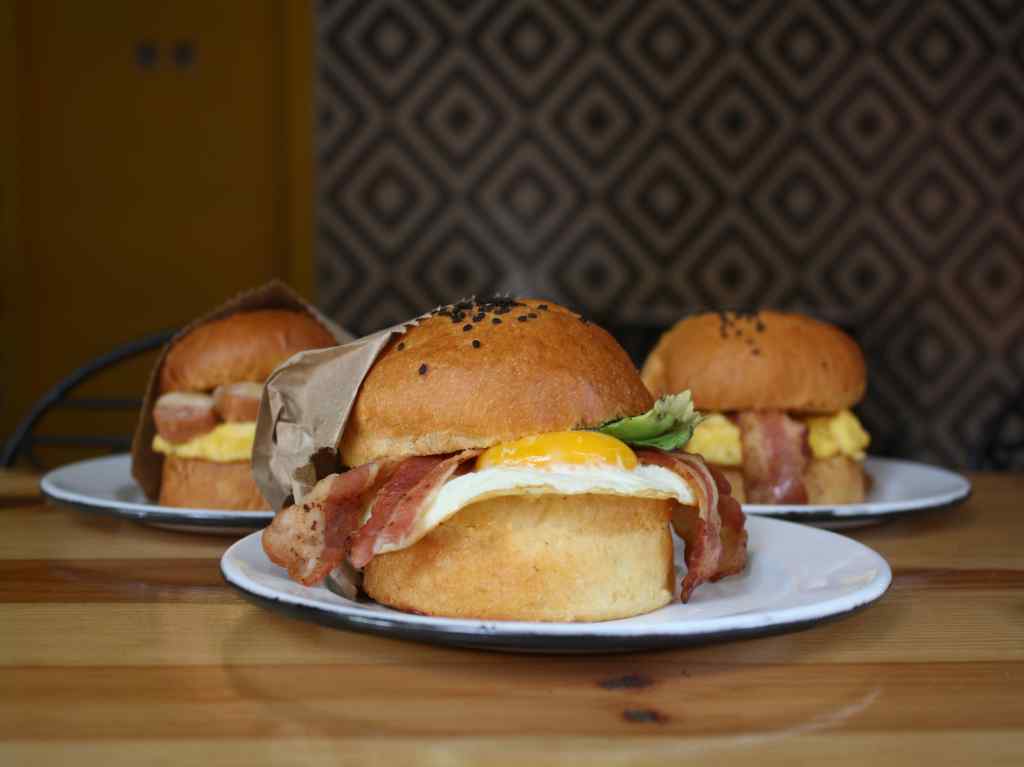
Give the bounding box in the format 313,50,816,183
41,454,273,533
221,516,891,653
744,457,971,524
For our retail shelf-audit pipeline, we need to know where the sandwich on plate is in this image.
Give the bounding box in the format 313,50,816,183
642,310,870,505
262,298,746,621
149,309,336,509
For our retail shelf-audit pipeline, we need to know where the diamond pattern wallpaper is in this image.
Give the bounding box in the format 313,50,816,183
315,0,1024,468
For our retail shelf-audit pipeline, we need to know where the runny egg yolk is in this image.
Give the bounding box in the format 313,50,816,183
476,431,638,471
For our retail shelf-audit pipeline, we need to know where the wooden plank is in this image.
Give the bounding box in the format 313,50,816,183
2,732,1023,767
3,662,1023,739
1,584,1021,667
0,472,41,507
845,477,1022,569
0,559,231,603
0,507,240,560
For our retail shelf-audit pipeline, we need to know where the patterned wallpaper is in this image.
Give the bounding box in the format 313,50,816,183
314,0,1024,468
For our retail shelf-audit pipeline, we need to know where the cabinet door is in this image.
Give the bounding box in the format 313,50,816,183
3,0,306,456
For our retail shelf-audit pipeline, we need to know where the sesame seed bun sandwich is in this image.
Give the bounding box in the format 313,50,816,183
132,283,344,511
642,310,870,505
258,298,747,622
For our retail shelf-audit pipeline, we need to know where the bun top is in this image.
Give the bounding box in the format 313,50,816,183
339,298,653,466
160,309,337,394
641,311,866,413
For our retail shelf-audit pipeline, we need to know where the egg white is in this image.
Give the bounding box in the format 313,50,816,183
376,463,695,556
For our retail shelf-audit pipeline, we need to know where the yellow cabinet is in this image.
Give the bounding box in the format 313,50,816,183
1,0,312,457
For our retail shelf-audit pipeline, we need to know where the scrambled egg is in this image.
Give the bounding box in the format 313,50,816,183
688,414,743,466
687,410,870,464
805,410,870,461
153,421,256,462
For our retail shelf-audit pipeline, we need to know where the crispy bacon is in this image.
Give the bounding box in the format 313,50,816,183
348,450,481,568
637,449,747,601
737,411,810,504
707,464,749,581
261,462,385,585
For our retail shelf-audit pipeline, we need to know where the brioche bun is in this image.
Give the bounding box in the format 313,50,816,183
340,300,653,466
642,311,866,413
160,309,336,394
363,494,674,621
158,456,269,510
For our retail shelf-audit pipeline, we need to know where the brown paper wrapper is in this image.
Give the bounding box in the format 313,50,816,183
130,280,351,502
252,319,420,510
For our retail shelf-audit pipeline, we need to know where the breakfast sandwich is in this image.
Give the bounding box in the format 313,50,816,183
141,309,337,510
260,298,747,622
642,310,870,505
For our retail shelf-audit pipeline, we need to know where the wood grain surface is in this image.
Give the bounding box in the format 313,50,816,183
2,471,1022,766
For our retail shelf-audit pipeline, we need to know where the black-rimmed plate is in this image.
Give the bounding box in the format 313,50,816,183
221,516,891,653
41,454,273,534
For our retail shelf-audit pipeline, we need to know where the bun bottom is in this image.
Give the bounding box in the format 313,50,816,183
719,456,866,504
158,455,269,510
363,494,674,622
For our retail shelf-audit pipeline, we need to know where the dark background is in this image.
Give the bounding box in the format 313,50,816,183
315,0,1024,468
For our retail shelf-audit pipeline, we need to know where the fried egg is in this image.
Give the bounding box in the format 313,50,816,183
152,421,255,462
378,431,695,555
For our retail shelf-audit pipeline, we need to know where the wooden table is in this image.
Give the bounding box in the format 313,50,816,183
2,470,1022,765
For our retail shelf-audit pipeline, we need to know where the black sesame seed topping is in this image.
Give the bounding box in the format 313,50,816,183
418,363,428,375
463,324,473,332
492,317,502,325
517,315,528,322
397,342,405,351
538,304,548,310
473,312,485,322
472,339,481,348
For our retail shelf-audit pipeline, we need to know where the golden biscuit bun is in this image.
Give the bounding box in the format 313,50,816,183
642,311,866,413
158,455,269,510
340,299,653,466
363,494,674,621
160,309,336,394
802,456,867,505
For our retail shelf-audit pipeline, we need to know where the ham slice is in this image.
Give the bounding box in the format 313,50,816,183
348,450,481,568
261,462,386,585
737,411,810,504
637,450,747,601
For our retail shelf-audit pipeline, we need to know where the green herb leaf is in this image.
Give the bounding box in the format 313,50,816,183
595,391,703,451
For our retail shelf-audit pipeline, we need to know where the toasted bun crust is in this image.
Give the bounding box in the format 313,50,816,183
642,311,866,413
158,456,269,510
803,456,867,504
340,300,653,466
160,309,336,394
712,457,866,504
363,494,674,621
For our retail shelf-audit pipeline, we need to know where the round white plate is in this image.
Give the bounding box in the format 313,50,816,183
744,457,971,524
221,516,891,653
41,454,273,533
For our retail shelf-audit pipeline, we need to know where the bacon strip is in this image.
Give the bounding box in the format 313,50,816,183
348,450,481,568
737,411,810,504
261,462,385,585
637,449,747,602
